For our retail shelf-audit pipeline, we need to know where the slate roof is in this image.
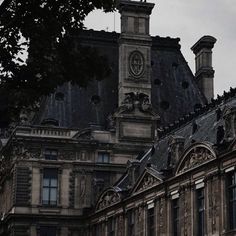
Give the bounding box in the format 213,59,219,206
33,30,206,129
115,88,236,190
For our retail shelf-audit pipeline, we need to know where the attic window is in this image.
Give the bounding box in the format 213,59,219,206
91,95,101,105
55,92,64,101
160,101,170,110
154,79,162,86
182,81,189,89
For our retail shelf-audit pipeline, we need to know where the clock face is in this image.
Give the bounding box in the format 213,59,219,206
129,50,145,78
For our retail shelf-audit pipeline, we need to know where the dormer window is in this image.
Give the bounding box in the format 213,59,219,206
44,149,58,160
227,170,236,230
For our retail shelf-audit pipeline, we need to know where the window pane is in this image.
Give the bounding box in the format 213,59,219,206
43,169,58,206
43,179,50,187
97,152,110,163
40,226,57,236
196,188,204,236
97,155,103,162
108,217,115,236
43,188,49,202
44,169,58,178
103,155,109,163
50,188,57,202
44,149,58,160
51,179,58,187
228,171,236,229
172,199,179,236
127,210,135,236
147,207,155,236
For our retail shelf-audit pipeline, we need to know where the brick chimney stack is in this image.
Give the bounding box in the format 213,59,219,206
191,36,217,103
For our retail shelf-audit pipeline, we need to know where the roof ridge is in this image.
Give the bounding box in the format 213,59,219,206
158,87,236,138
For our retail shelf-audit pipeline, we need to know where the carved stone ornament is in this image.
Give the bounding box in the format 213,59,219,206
0,158,10,179
129,50,145,78
134,172,161,193
177,145,216,174
11,142,40,160
121,92,152,113
96,189,121,211
58,151,75,161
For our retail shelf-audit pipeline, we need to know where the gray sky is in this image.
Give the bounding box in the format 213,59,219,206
85,0,236,96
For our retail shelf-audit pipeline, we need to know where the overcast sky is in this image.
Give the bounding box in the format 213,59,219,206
85,0,236,97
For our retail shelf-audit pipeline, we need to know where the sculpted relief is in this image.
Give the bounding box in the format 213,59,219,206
136,174,159,192
96,189,121,211
132,171,162,194
121,92,152,113
177,145,216,174
129,50,145,78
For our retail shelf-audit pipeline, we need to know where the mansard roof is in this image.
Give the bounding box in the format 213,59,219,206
111,89,236,192
32,29,205,129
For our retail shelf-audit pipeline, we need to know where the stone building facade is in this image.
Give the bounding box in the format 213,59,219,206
91,92,236,236
0,0,235,236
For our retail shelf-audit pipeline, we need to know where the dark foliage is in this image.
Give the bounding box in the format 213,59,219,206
0,0,115,126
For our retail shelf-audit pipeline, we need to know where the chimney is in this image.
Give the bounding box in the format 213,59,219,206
191,36,217,103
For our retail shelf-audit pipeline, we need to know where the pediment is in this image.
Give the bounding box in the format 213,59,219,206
131,169,163,194
96,187,121,211
176,142,216,175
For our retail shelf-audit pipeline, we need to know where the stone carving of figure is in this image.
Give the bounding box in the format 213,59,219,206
140,95,151,111
19,112,29,125
80,174,86,205
122,93,134,111
181,147,214,172
107,114,115,130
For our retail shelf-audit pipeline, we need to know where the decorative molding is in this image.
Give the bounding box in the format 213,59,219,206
176,143,216,174
132,170,162,194
129,50,145,78
96,188,121,211
120,92,153,114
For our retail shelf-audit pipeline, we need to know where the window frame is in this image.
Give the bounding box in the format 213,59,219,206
196,187,205,236
227,170,236,230
107,217,115,236
44,149,58,160
147,206,155,236
97,152,110,163
127,210,135,236
172,198,180,236
39,226,57,236
42,168,58,206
